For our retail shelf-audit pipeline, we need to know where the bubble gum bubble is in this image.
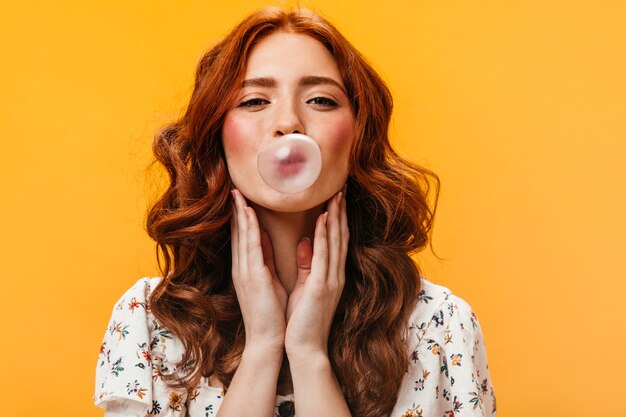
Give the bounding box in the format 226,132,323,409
257,133,322,194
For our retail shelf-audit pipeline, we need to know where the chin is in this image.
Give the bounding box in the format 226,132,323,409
244,186,328,213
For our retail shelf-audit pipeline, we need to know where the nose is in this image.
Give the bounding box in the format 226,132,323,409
273,101,305,137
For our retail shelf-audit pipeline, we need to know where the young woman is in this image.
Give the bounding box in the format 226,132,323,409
94,6,496,417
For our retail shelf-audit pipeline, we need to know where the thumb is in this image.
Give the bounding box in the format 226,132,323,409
295,237,313,286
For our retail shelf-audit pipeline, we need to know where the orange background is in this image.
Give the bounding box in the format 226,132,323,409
1,1,625,416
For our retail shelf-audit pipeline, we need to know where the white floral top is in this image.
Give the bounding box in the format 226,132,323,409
94,277,496,417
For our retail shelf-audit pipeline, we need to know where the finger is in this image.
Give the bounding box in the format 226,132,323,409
311,211,329,283
245,205,265,275
295,237,313,288
233,189,249,276
260,229,278,280
230,204,239,279
327,191,342,283
340,186,349,270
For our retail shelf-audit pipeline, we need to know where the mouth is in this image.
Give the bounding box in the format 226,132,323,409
275,150,306,176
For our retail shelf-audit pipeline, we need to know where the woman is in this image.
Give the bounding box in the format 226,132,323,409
94,6,497,417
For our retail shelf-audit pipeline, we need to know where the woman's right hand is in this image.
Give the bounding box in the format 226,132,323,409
230,189,288,352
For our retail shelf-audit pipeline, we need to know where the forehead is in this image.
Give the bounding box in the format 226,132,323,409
244,32,343,83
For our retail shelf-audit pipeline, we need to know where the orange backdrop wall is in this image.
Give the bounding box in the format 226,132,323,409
1,1,624,416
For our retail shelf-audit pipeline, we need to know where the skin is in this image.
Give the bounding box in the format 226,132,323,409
216,32,354,417
222,30,354,294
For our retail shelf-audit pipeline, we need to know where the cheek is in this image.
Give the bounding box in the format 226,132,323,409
222,114,259,189
323,117,354,161
222,114,246,158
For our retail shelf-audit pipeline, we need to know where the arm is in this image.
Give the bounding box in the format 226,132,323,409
218,190,289,417
289,351,351,417
216,345,283,417
285,187,352,417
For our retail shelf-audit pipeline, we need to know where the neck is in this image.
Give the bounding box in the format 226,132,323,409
249,202,324,294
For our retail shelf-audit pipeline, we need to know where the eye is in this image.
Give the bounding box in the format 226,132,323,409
238,98,270,108
306,96,338,108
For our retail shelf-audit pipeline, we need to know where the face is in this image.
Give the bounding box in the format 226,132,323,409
221,32,355,212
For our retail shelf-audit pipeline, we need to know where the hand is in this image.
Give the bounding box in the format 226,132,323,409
230,189,288,351
284,186,349,357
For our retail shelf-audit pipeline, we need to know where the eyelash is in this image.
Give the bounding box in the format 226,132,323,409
307,97,338,108
238,98,269,108
237,97,338,109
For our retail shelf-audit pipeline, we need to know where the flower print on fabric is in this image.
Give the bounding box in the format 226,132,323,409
95,276,496,416
395,279,497,416
94,277,188,417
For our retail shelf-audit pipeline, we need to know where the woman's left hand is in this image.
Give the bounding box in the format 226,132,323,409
284,186,349,358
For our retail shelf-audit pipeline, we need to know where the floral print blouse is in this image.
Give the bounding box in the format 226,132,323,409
94,276,496,416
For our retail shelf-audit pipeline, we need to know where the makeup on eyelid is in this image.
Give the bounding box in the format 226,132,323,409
222,32,354,211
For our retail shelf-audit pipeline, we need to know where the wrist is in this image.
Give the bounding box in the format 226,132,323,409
285,338,328,359
286,348,329,367
243,341,285,362
245,332,285,353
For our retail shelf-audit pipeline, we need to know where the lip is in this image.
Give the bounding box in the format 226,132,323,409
275,150,306,176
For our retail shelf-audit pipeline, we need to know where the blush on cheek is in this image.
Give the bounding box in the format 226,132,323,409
222,115,245,154
325,119,355,153
221,113,259,192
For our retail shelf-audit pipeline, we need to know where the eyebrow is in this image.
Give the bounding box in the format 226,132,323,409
241,76,347,95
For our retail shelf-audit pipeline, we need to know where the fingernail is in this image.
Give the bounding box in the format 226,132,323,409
323,211,329,224
301,237,310,242
336,191,343,205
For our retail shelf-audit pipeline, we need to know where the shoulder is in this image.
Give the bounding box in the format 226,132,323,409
111,276,163,309
407,277,486,352
94,276,187,412
99,276,165,343
395,278,497,416
406,277,453,345
99,276,180,357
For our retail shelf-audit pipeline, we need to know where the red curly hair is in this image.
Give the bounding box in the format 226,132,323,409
146,6,439,417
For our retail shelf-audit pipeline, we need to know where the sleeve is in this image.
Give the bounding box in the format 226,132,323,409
94,278,188,417
397,294,497,416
